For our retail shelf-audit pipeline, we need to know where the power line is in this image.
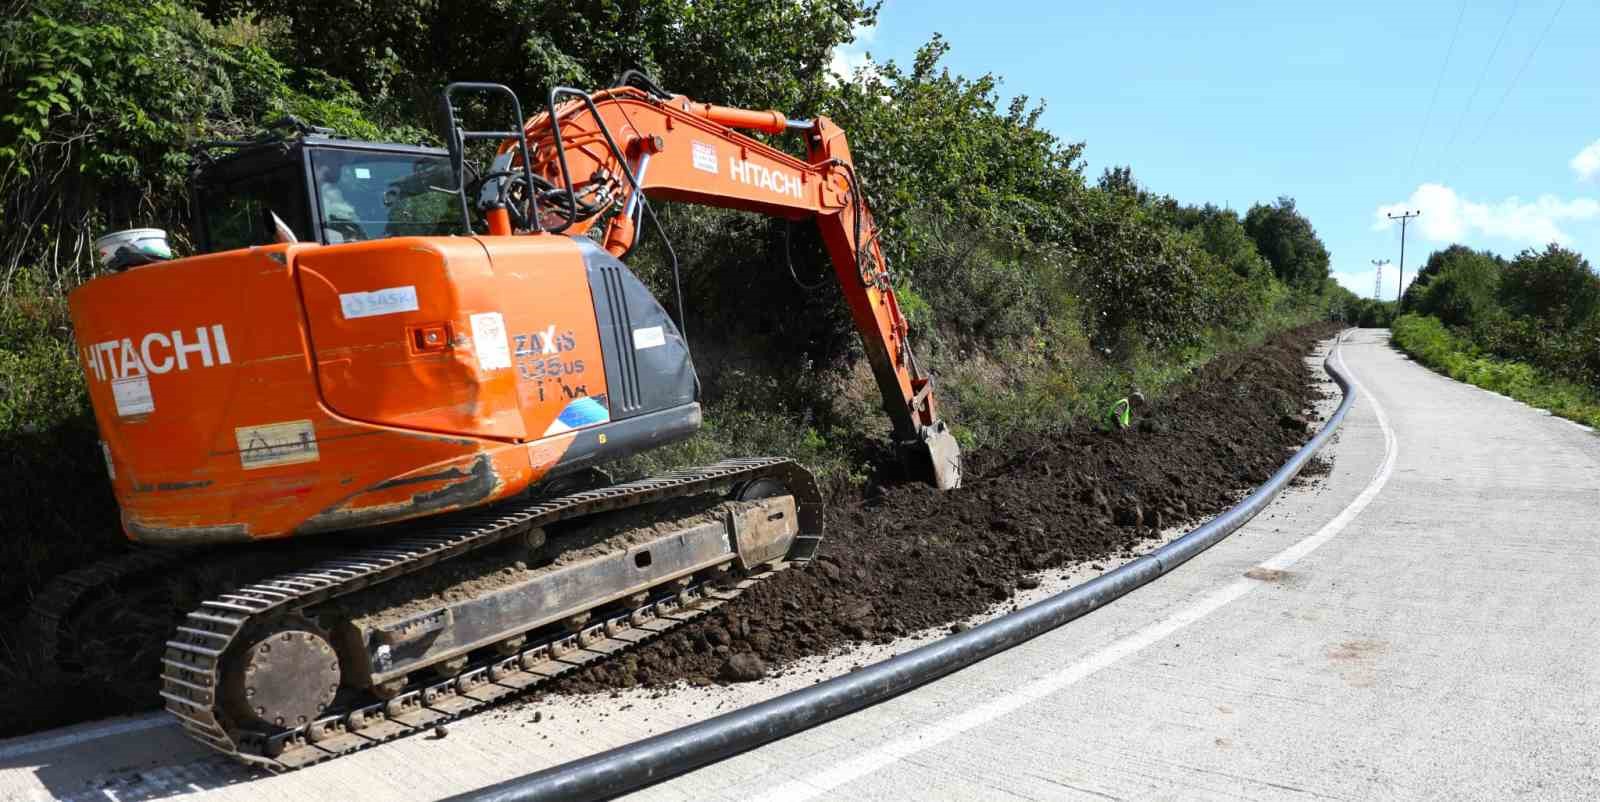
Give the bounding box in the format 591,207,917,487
1409,1,1468,185
1435,0,1522,182
1458,0,1567,161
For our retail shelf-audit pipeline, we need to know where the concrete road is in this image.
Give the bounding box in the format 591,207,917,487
3,330,1597,801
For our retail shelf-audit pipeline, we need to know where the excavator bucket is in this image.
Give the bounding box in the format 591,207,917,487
911,422,963,490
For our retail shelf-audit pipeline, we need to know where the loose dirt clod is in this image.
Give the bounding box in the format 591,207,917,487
720,653,768,682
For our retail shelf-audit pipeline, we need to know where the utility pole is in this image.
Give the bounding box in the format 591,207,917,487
1387,210,1421,305
1371,259,1385,301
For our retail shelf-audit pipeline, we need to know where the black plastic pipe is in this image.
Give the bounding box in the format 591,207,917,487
448,332,1357,802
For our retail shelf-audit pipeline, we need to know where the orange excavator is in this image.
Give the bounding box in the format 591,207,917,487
41,74,959,768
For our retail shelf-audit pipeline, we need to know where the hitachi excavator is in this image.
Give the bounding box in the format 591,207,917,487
39,74,959,769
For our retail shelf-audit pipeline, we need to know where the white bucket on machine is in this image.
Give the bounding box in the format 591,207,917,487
95,228,173,270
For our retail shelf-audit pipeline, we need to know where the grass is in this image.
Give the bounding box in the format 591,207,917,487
1391,313,1600,429
934,294,1326,453
624,300,1332,499
1,285,127,608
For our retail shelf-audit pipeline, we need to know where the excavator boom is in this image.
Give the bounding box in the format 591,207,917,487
491,84,961,488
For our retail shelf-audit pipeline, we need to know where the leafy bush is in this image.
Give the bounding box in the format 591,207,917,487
1243,197,1330,290
1402,245,1502,327
1498,244,1600,329
0,277,121,599
825,37,1085,349
1392,313,1600,428
1069,190,1207,354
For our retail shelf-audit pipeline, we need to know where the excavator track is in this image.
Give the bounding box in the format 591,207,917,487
27,547,194,673
157,457,821,770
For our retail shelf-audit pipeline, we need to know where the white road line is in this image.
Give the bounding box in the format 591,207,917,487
754,344,1397,802
0,713,170,762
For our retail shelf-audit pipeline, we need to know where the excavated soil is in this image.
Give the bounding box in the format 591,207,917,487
546,323,1338,693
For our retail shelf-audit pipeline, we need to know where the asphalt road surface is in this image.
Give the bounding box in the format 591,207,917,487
3,330,1596,801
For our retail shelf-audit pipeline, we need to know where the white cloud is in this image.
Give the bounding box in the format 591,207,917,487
1332,263,1416,301
828,23,877,83
1373,183,1600,246
1573,139,1600,181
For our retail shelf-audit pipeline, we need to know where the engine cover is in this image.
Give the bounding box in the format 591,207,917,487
69,234,698,543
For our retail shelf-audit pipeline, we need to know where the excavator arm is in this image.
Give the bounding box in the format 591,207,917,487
485,84,961,489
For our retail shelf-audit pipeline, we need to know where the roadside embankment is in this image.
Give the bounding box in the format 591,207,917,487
1391,314,1600,429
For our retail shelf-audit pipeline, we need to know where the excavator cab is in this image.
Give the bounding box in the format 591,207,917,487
192,133,465,252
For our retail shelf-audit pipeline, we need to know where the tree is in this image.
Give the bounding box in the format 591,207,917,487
1181,204,1270,281
1349,298,1395,328
1242,197,1330,289
1071,190,1207,354
1097,165,1138,197
1497,244,1600,330
1405,245,1502,327
0,0,400,283
219,0,878,131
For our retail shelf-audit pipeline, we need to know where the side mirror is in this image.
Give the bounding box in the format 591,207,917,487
270,211,299,244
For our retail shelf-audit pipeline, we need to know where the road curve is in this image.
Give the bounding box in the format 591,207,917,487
3,330,1596,801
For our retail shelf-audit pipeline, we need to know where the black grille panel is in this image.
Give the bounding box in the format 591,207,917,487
599,264,644,414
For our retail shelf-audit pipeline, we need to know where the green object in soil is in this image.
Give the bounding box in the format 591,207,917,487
1109,398,1132,429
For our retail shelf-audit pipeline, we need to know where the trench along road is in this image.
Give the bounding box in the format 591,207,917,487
2,329,1597,801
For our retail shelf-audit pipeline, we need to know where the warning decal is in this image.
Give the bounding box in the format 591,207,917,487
632,325,666,350
692,141,718,174
112,376,154,417
469,311,512,371
234,419,320,470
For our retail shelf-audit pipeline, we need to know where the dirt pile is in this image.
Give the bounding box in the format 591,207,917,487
550,323,1337,693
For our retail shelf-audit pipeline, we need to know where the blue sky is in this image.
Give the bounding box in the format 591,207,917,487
833,0,1599,299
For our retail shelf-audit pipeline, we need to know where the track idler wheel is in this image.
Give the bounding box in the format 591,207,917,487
223,617,341,731
731,476,787,502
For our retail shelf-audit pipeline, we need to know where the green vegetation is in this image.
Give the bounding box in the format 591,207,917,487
1399,243,1600,390
1390,239,1600,426
1392,314,1600,429
1,0,1352,594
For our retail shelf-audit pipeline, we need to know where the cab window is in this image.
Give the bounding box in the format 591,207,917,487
309,150,463,243
197,163,311,253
